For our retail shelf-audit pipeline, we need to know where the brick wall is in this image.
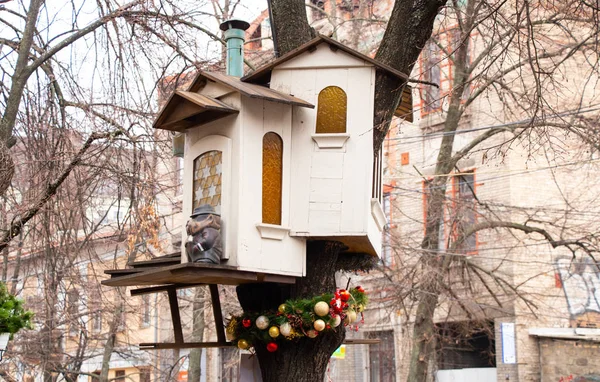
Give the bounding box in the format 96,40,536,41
538,338,600,382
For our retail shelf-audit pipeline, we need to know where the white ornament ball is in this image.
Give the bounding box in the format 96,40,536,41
256,315,269,330
313,319,326,332
331,314,342,327
344,310,357,324
314,301,330,317
280,322,292,337
307,329,318,338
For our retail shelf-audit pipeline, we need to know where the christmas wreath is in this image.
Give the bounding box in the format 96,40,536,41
226,286,367,352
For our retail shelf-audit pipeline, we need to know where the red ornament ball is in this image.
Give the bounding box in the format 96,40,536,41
356,285,365,293
339,289,351,302
266,342,278,352
242,318,252,328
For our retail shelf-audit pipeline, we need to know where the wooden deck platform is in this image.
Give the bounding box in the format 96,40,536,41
102,262,297,287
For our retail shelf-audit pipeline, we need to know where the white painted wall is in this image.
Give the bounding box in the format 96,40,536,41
236,96,305,276
436,368,497,382
270,43,383,258
183,90,305,276
183,93,241,265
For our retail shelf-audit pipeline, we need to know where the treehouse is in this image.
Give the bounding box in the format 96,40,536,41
102,19,412,350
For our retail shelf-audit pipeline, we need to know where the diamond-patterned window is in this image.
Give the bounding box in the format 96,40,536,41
192,150,222,213
315,86,347,134
262,133,283,225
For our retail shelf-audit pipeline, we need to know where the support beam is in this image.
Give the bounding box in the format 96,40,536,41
167,288,184,344
139,341,234,350
209,284,226,343
137,338,380,351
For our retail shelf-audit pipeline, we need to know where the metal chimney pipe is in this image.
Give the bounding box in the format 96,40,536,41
219,19,250,77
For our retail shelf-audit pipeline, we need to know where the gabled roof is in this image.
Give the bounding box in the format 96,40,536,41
241,34,410,85
187,71,314,108
153,90,239,132
154,71,314,131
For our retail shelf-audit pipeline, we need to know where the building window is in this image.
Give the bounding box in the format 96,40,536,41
382,193,393,266
419,28,471,116
367,331,396,382
139,368,151,382
422,170,478,255
262,132,283,225
193,150,222,213
316,86,347,134
67,289,79,336
454,172,477,254
141,294,151,327
90,289,102,333
115,370,125,381
221,347,240,382
421,39,442,115
116,297,126,332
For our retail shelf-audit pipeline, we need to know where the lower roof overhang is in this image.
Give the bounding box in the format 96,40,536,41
153,91,239,132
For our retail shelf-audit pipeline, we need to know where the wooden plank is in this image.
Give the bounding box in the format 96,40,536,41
128,257,181,268
130,283,204,296
187,71,314,108
344,338,381,345
209,284,226,343
105,268,145,276
101,263,297,287
167,288,184,344
139,341,234,350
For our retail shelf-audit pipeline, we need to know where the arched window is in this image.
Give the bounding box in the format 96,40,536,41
315,86,347,134
192,150,222,212
262,132,283,225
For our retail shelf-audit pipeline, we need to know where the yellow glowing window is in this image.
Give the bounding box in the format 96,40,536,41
262,133,283,225
192,150,222,212
315,86,347,134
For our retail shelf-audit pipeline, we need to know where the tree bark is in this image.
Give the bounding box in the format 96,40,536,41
267,0,314,57
372,0,446,152
236,241,347,382
188,288,206,382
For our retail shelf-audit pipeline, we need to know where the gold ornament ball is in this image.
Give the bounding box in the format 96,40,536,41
268,326,280,338
307,329,318,338
344,310,357,324
313,319,326,332
278,304,287,314
237,339,249,350
280,322,292,337
314,301,330,317
256,315,269,330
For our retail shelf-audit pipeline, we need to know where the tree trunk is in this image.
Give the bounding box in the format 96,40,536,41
267,0,314,57
372,0,446,152
99,303,121,381
236,241,346,382
188,288,206,382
